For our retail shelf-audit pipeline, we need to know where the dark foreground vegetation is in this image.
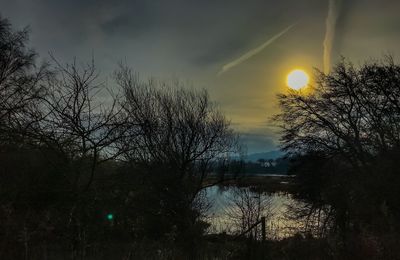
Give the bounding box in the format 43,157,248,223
0,16,240,259
1,15,400,259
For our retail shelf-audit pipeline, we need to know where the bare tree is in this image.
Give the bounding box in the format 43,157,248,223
24,58,130,259
275,57,400,168
274,56,400,239
0,16,48,145
224,187,275,240
115,65,239,199
38,57,126,190
0,16,52,259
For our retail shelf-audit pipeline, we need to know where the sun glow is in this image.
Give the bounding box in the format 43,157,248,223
287,69,309,90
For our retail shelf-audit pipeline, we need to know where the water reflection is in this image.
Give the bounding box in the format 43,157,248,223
204,186,303,240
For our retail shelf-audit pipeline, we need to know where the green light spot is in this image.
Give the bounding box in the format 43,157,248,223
107,213,114,221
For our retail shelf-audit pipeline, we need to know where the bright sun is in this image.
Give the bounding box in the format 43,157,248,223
287,69,309,90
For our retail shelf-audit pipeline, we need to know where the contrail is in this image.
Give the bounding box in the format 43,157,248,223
218,23,296,76
323,0,342,74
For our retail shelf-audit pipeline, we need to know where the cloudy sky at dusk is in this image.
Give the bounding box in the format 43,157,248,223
1,0,400,153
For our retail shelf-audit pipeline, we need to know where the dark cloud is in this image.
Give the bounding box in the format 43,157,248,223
0,0,324,68
99,2,162,37
100,13,154,37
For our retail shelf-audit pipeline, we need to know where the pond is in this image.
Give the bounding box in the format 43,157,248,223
204,185,304,240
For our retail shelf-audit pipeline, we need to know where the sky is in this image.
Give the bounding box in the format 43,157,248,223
1,0,400,153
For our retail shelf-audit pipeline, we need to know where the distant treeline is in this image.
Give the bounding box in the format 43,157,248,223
243,158,289,175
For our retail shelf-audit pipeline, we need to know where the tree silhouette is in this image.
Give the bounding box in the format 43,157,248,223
275,57,400,257
115,65,239,199
113,65,240,256
0,16,48,145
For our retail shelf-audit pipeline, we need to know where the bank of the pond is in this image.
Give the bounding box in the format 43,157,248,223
204,174,297,193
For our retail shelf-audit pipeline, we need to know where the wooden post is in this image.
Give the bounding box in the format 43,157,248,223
261,216,266,241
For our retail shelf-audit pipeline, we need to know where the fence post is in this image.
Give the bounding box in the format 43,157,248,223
261,216,266,241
